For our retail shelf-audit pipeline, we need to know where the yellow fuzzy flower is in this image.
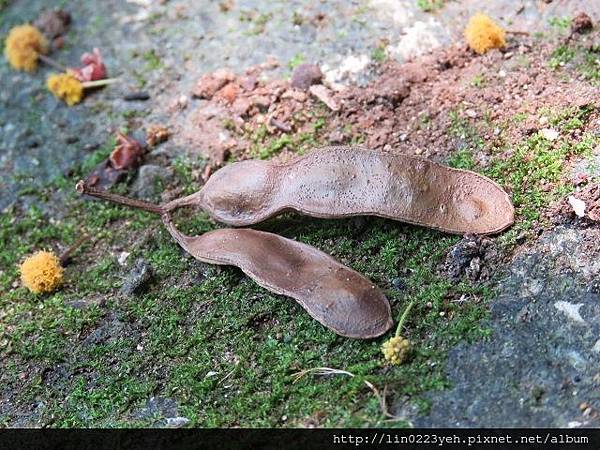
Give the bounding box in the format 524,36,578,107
20,251,64,294
381,335,411,365
47,72,84,105
464,13,506,54
4,24,49,71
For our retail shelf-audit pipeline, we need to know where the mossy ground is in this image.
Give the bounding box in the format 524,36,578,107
1,10,599,427
3,98,597,426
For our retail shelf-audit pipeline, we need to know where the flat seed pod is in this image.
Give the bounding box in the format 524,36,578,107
162,216,393,338
166,146,514,235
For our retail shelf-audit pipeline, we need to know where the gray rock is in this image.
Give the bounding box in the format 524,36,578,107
121,258,152,296
130,165,171,201
291,63,323,90
412,226,600,427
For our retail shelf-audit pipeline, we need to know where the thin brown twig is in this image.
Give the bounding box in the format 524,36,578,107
38,53,67,71
59,233,90,266
75,180,165,215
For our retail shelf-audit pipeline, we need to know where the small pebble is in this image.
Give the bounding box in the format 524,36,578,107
124,91,150,101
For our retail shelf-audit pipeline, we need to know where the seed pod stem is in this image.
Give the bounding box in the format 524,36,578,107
75,180,165,215
394,300,415,337
38,53,67,71
59,233,89,266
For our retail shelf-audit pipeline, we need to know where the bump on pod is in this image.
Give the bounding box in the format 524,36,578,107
164,146,515,235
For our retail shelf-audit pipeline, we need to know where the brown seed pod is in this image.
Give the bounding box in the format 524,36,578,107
162,216,392,338
75,181,393,338
164,146,514,235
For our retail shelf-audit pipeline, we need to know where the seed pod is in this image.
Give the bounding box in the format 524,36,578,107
75,181,393,338
162,216,392,338
164,146,514,235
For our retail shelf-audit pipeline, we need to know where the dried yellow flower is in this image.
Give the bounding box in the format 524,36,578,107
20,251,64,294
464,13,506,55
4,24,49,71
381,335,411,365
47,72,84,105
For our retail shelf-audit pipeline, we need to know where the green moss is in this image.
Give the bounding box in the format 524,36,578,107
239,9,273,35
371,46,387,63
548,16,571,32
548,45,577,70
4,99,592,426
416,0,444,13
547,43,600,84
471,73,486,88
288,53,305,70
485,106,597,242
142,49,163,71
1,161,491,427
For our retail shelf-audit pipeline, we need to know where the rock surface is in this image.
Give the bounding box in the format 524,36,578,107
411,225,600,427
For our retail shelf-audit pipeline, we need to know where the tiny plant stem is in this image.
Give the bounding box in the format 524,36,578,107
82,78,119,89
76,180,165,215
506,30,530,36
59,234,89,266
38,54,67,71
394,300,415,337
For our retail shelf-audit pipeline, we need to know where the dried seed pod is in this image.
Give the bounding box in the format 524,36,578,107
162,216,392,338
165,146,514,235
75,181,393,338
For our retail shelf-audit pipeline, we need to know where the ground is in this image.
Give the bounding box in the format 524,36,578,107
1,0,599,428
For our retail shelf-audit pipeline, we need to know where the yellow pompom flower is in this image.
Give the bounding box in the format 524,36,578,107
4,24,49,71
381,300,415,365
20,251,64,294
47,73,84,105
382,335,411,365
464,13,506,55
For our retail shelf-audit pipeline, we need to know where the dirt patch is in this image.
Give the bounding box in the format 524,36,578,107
169,28,599,171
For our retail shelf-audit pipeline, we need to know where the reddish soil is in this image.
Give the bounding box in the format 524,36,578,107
170,27,598,171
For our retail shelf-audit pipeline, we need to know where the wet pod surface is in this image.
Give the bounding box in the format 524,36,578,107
162,218,393,339
183,147,515,234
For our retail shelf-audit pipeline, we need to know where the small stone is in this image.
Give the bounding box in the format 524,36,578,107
121,258,152,296
540,128,559,141
216,83,239,104
465,109,477,119
192,69,234,99
571,12,593,34
117,251,130,266
291,63,323,90
568,195,586,217
124,91,150,101
309,84,339,111
131,165,172,201
392,277,405,290
34,9,71,38
165,417,190,428
498,70,507,78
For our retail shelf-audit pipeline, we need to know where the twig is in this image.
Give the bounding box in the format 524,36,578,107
82,78,119,89
76,180,165,215
59,233,89,266
506,30,530,36
291,366,398,420
269,116,292,133
38,54,67,71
